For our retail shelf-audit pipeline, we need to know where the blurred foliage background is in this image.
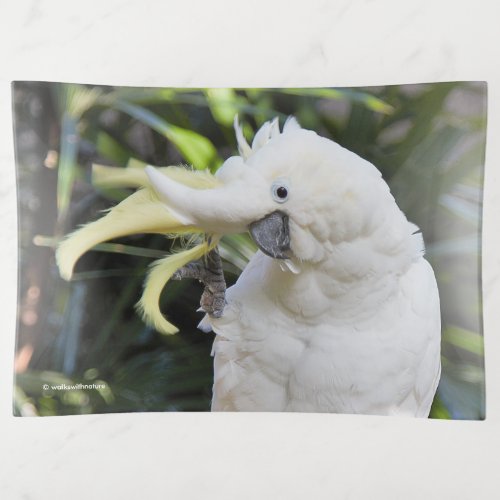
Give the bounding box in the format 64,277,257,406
12,82,486,418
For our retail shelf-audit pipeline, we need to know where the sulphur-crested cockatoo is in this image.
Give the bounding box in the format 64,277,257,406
57,116,441,416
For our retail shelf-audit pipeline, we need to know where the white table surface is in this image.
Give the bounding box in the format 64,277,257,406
1,1,499,499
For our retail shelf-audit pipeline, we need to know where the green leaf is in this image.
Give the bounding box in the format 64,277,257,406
103,87,177,105
57,83,103,119
167,125,220,170
439,193,480,224
205,88,240,126
439,141,487,192
54,84,104,225
279,88,394,114
429,395,451,419
442,325,484,357
426,236,479,257
111,100,220,170
96,131,132,166
218,234,258,275
387,83,456,166
90,242,166,259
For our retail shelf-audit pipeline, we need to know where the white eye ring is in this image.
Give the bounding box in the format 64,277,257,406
271,180,289,203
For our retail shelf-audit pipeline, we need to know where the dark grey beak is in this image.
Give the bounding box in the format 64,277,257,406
248,211,290,259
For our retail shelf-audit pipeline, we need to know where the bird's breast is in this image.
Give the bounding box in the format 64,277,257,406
209,253,440,415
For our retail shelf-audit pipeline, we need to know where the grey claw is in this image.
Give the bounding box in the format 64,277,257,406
171,247,226,318
200,287,226,318
211,296,226,318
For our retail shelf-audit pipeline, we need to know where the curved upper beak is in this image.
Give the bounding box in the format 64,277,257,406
249,211,290,259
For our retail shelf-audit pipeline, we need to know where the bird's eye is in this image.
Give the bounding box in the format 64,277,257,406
271,181,289,203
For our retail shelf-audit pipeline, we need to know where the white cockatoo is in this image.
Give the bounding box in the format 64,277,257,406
57,116,441,417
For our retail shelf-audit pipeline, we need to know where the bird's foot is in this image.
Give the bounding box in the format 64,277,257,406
172,248,226,318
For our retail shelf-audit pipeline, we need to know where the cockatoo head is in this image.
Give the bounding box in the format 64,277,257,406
147,116,397,264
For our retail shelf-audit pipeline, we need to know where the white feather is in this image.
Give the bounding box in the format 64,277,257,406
283,115,302,132
209,253,440,416
251,120,274,151
233,115,252,159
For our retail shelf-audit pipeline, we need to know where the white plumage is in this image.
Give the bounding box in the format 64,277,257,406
208,252,440,415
